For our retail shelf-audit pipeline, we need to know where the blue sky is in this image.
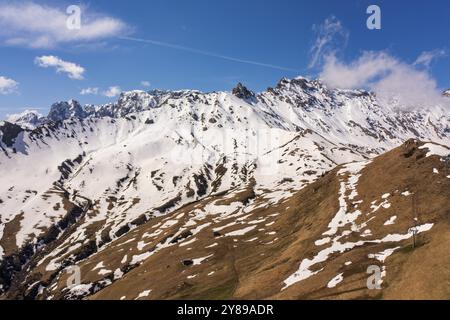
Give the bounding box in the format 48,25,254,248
0,0,449,118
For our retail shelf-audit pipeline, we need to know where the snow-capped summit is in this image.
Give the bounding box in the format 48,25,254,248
6,110,43,129
47,100,85,122
444,89,450,98
118,90,157,109
5,77,448,132
95,90,159,118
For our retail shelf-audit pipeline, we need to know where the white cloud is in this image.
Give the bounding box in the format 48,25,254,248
35,55,85,80
309,16,349,69
319,52,398,89
309,17,448,110
80,87,99,95
103,86,121,98
414,49,446,68
141,81,151,87
0,2,128,49
320,51,449,109
0,76,19,94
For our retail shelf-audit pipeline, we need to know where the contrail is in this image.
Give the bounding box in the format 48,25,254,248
118,36,299,73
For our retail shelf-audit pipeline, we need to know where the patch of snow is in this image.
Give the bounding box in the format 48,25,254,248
248,218,266,225
136,290,152,299
382,202,391,209
98,269,111,276
327,273,344,288
130,252,152,266
384,216,397,226
113,268,124,280
213,221,238,232
368,247,400,263
68,283,93,296
225,225,256,237
315,237,331,246
0,224,4,259
419,143,450,158
361,229,372,237
179,237,197,247
381,223,433,242
160,219,178,229
137,241,147,251
370,199,391,214
192,254,214,265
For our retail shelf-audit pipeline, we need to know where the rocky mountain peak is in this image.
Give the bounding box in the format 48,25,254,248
443,89,450,98
6,110,43,129
116,90,159,115
47,100,85,122
232,82,255,100
118,90,151,103
2,76,448,132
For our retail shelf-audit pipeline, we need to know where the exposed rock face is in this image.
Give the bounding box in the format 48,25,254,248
86,91,160,119
232,82,255,100
0,121,23,148
443,89,450,98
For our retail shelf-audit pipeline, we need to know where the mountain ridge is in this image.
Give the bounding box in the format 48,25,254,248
5,77,450,129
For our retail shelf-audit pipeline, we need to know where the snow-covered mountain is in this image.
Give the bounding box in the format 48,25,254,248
0,77,449,299
6,110,44,130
